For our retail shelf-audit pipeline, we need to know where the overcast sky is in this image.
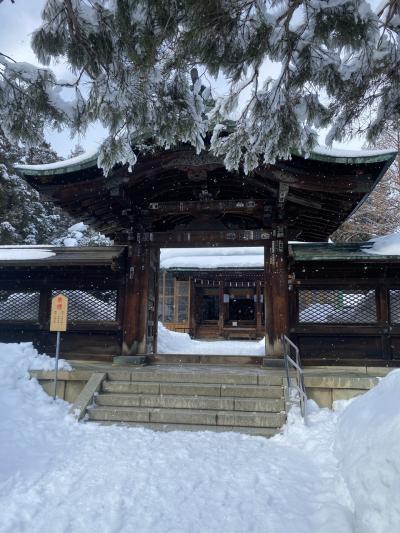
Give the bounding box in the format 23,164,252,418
0,0,364,159
1,0,106,157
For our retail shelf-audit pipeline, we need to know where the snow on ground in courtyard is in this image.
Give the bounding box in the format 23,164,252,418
1,344,400,532
0,342,352,533
157,322,266,355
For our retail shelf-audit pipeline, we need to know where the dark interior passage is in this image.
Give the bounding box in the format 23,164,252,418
200,289,219,321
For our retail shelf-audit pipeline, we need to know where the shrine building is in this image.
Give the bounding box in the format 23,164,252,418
1,145,399,367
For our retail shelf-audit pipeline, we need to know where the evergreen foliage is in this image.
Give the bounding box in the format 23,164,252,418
68,143,85,159
0,163,66,245
1,1,399,174
0,128,108,246
52,221,111,247
24,141,60,165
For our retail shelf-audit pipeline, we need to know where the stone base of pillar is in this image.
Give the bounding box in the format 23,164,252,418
113,355,147,366
265,336,285,358
262,358,285,368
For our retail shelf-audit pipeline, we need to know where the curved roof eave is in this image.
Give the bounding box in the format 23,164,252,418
14,149,99,176
14,146,397,177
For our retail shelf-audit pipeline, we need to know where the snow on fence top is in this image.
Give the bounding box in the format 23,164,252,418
0,245,124,265
0,247,55,261
14,145,397,176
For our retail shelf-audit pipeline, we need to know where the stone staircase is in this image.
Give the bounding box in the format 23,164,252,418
86,366,287,437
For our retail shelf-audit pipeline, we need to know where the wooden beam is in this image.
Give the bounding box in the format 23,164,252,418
278,183,289,207
136,229,272,247
144,199,266,215
263,168,374,193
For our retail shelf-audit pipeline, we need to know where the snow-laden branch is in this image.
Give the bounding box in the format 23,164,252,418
1,0,400,173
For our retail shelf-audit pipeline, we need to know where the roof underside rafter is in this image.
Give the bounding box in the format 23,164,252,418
16,146,396,243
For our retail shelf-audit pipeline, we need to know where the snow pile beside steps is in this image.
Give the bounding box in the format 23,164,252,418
0,342,71,378
335,369,400,533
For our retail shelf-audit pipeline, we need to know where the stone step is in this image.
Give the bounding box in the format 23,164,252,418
95,421,279,437
107,369,283,386
87,406,286,428
95,393,285,412
103,380,284,398
149,354,263,365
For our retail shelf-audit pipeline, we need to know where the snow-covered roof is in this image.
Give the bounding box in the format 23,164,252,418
14,146,397,176
0,245,125,266
1,235,400,270
161,239,400,270
160,247,264,269
309,146,397,164
366,233,400,256
14,148,98,175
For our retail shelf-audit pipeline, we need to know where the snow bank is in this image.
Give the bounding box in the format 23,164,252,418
158,322,266,355
335,370,400,533
0,342,71,376
0,343,72,483
367,232,400,256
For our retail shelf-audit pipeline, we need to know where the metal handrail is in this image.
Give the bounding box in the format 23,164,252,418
282,335,308,424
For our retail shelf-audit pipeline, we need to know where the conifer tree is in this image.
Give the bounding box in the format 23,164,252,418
24,141,61,165
0,127,69,245
1,1,399,174
68,143,85,159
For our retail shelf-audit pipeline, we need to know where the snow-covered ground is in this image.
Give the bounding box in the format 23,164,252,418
0,342,399,533
157,323,266,355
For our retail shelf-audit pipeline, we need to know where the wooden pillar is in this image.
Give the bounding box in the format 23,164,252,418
39,287,51,330
256,280,262,337
376,285,391,359
121,243,152,356
188,277,196,337
218,280,225,336
152,247,160,354
264,224,289,357
161,271,166,323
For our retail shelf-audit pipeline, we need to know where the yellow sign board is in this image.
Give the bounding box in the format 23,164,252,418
50,294,68,332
